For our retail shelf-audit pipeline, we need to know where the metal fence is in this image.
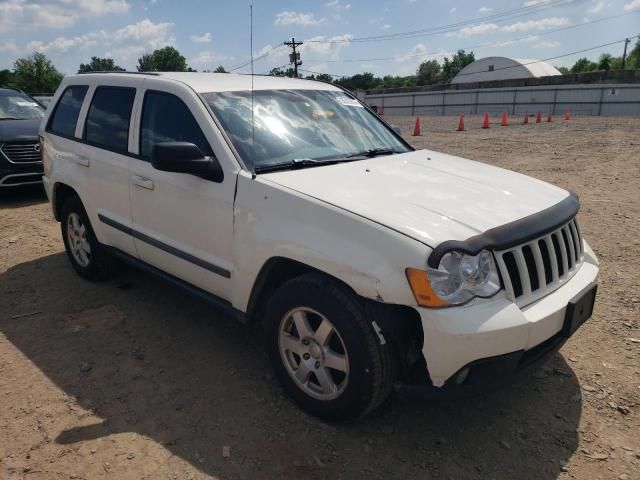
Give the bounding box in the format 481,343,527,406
363,83,640,117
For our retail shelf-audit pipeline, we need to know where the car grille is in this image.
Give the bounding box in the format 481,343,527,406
1,142,41,164
494,218,584,307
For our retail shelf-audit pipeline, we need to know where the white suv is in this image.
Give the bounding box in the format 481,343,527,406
41,73,599,420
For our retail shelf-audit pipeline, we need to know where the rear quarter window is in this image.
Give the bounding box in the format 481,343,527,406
47,86,89,138
84,86,136,153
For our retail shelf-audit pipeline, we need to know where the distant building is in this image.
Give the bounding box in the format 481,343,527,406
451,56,562,84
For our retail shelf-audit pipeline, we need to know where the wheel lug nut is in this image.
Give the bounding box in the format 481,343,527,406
302,339,309,346
303,353,310,360
314,361,320,369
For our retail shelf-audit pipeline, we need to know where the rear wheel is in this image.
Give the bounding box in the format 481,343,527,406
265,272,395,420
60,195,116,280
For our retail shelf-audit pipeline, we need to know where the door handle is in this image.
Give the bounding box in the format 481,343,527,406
132,175,154,190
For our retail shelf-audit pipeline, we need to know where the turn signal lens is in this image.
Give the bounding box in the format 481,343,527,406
405,268,449,308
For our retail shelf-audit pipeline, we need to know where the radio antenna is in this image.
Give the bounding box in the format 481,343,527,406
250,4,255,174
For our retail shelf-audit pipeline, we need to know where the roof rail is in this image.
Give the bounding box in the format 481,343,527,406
77,71,160,76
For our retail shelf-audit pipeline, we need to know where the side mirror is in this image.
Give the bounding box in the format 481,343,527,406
390,124,402,136
151,142,223,182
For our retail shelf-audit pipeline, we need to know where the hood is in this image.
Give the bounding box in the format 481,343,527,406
261,149,570,248
0,118,42,143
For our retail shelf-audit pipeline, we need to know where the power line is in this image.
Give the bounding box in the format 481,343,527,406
227,44,285,72
307,0,581,44
325,11,639,64
300,36,639,79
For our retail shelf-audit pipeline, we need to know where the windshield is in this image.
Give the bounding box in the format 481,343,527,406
202,89,411,171
0,94,45,120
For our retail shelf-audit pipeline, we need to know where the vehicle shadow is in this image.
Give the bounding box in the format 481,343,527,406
0,184,47,208
0,253,583,480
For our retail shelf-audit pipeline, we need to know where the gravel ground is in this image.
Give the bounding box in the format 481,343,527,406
1,115,639,480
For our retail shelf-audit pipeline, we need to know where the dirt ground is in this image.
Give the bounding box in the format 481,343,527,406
1,115,639,480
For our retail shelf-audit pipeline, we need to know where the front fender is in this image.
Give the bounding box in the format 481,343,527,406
230,171,430,311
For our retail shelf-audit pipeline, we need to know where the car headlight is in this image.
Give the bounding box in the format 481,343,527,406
406,250,501,307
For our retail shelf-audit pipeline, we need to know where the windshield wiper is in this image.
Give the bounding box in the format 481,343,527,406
255,158,340,173
346,148,399,159
0,117,22,121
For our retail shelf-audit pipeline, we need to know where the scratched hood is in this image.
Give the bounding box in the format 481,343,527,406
262,149,571,247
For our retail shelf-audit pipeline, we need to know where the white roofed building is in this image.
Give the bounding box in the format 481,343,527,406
451,57,562,84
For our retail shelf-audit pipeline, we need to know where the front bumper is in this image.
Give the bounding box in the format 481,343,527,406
0,154,43,187
416,242,599,388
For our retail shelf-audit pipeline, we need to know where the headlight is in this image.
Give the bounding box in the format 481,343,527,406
406,250,501,307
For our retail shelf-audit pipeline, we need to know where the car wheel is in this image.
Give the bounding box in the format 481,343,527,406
265,272,395,420
61,195,116,280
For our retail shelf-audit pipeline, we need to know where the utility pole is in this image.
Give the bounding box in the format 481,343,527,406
284,37,303,77
621,37,631,70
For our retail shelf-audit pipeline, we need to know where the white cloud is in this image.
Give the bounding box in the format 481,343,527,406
459,16,570,36
382,24,391,29
450,7,457,13
524,0,552,5
190,32,212,43
0,0,129,31
478,6,493,12
326,0,350,10
396,43,429,63
623,0,640,11
22,19,174,63
587,1,605,13
274,11,326,26
189,51,229,67
301,34,353,60
533,40,561,48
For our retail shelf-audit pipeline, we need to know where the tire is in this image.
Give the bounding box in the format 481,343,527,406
265,272,395,420
60,195,116,281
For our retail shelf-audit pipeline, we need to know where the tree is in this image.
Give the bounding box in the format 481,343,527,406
416,59,441,85
597,53,613,71
213,65,227,73
570,57,598,73
269,67,296,77
626,39,640,69
556,66,570,75
314,73,333,83
0,69,15,87
137,46,189,72
441,50,475,82
334,72,380,91
78,57,125,73
13,52,64,94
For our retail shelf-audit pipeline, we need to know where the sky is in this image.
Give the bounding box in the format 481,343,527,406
0,0,639,76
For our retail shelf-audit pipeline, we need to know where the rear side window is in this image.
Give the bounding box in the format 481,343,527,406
48,86,88,138
140,90,212,160
85,86,135,153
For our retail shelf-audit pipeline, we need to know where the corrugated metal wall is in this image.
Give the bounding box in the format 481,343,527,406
364,83,640,117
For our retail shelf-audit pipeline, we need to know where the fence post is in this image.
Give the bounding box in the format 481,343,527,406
411,94,415,116
512,90,517,116
552,89,558,115
441,91,445,116
475,91,479,115
597,87,605,116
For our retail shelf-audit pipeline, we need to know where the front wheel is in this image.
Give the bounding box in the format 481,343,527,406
265,273,395,420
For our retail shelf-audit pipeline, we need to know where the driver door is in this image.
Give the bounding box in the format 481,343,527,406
128,84,235,299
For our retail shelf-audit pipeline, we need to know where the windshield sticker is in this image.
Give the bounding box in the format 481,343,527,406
337,96,363,107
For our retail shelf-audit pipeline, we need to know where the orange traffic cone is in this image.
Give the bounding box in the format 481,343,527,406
501,112,508,127
565,109,571,121
547,112,552,122
536,111,542,123
524,112,529,124
412,116,421,136
482,112,490,129
457,114,465,131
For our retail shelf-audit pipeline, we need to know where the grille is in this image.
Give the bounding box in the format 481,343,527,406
1,142,41,164
495,218,584,306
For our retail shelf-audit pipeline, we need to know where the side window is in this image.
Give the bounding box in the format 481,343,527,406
140,91,213,160
48,86,88,138
84,86,136,153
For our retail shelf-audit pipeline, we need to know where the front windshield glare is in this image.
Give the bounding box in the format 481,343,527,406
0,95,45,120
203,89,410,170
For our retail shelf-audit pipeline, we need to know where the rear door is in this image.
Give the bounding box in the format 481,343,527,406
74,82,140,256
128,81,236,298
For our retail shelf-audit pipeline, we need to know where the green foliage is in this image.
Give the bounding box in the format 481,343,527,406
441,50,475,82
269,67,296,77
137,46,189,72
416,59,441,86
78,57,125,73
570,57,598,73
556,66,570,75
334,72,380,91
597,53,613,71
0,69,16,88
626,39,640,69
13,52,63,94
214,65,227,73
